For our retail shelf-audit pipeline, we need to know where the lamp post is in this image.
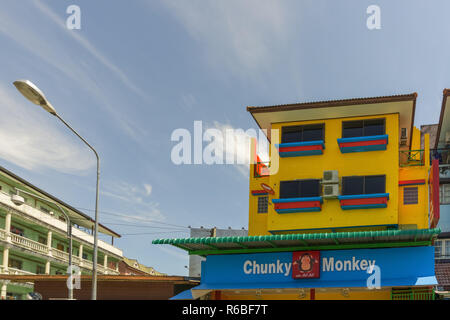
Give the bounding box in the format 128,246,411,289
13,79,100,300
12,188,74,299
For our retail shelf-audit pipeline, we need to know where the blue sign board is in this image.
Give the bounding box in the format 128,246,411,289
196,246,437,290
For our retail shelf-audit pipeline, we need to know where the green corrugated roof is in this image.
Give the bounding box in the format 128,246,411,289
152,228,440,256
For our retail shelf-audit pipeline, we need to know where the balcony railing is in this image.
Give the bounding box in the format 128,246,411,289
10,233,49,255
1,229,119,275
399,149,425,167
51,248,69,261
6,267,35,276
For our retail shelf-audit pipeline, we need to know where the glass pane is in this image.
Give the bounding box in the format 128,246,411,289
302,124,324,142
364,175,386,194
300,180,321,197
342,177,364,195
281,126,302,143
342,121,363,138
280,181,300,198
363,119,385,136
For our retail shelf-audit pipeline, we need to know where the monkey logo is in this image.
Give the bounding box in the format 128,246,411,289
295,253,316,272
292,251,320,279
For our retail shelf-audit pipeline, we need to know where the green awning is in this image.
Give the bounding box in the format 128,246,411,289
152,228,440,256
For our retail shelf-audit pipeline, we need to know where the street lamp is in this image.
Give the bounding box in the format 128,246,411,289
13,79,101,300
12,188,74,299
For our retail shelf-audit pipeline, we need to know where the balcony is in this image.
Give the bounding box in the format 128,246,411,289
399,149,425,167
0,230,119,275
10,233,49,255
0,191,122,258
272,197,323,213
338,135,388,153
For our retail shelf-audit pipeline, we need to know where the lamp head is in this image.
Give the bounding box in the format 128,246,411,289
11,194,25,206
13,80,57,115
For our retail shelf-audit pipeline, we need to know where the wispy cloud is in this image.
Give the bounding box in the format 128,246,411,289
0,1,150,145
101,180,164,222
31,0,151,103
0,83,95,173
161,0,289,78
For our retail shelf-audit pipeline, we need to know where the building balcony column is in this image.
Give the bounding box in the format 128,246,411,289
2,247,9,273
4,211,11,243
1,282,7,299
45,261,51,275
103,255,108,274
47,231,52,257
78,244,83,268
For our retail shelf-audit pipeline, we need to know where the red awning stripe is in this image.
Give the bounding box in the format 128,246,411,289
339,139,387,148
398,179,426,186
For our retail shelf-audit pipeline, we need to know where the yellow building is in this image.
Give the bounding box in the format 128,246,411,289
248,93,431,236
154,93,440,300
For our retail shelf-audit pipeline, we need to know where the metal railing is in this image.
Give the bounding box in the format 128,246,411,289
399,149,425,167
391,288,435,300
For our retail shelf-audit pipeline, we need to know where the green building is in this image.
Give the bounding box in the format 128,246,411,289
0,165,123,299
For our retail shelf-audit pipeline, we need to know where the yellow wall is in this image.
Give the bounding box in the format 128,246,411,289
217,289,391,300
397,128,430,229
256,114,399,234
248,116,431,235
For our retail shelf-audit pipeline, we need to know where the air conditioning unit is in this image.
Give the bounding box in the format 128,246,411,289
323,184,339,198
323,170,339,184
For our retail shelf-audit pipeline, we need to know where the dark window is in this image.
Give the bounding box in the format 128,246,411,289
40,206,50,214
10,226,24,237
36,265,45,274
281,124,324,143
257,196,268,213
364,176,386,194
38,236,47,245
342,175,386,195
404,187,418,205
342,177,364,195
280,179,321,199
8,258,22,270
342,119,385,138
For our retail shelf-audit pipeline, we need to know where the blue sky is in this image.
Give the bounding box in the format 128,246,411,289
0,0,449,276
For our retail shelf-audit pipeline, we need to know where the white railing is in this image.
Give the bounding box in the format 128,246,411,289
0,192,123,258
6,267,35,275
0,229,119,275
10,233,49,254
51,248,69,262
81,258,93,269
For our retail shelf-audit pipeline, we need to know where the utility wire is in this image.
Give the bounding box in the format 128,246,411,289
74,207,188,229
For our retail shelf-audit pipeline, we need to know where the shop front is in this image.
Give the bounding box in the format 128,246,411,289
154,228,439,300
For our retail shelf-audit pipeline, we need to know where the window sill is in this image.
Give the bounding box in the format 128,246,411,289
276,140,325,158
272,196,323,213
337,135,388,153
338,193,389,210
